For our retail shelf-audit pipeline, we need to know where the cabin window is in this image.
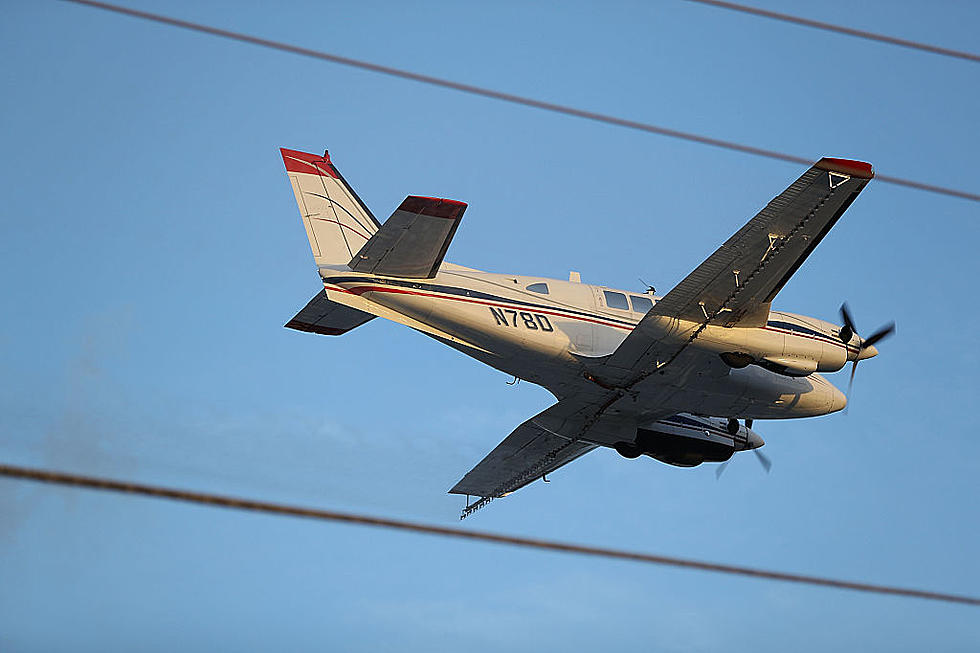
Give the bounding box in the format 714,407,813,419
526,282,549,295
630,295,653,314
603,291,629,310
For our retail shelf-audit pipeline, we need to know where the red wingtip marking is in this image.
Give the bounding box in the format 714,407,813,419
280,147,338,178
816,157,874,179
399,195,467,219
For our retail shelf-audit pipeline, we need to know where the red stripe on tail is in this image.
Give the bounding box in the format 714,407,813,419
280,147,339,178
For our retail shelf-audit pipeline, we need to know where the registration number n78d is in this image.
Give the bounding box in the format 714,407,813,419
489,307,554,331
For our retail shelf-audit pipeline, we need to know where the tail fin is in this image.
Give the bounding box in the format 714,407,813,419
281,148,381,267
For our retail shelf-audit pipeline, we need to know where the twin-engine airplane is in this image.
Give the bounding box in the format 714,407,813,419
280,148,893,518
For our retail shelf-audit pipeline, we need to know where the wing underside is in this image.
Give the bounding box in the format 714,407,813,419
449,419,596,498
450,395,647,518
285,289,375,335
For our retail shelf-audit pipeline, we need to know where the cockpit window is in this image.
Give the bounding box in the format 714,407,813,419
526,282,549,295
603,290,629,310
630,295,653,314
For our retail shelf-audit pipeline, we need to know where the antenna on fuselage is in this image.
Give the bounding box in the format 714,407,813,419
638,277,656,295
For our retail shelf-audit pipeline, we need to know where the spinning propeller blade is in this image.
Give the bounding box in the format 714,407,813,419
839,303,895,409
863,322,896,348
715,460,730,480
839,302,857,343
716,419,770,479
715,450,771,479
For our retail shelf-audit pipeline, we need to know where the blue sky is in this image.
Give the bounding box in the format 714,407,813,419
1,0,978,650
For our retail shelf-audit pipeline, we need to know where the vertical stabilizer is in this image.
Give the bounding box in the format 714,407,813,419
281,148,381,267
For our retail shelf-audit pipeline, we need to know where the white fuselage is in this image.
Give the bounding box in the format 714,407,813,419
319,263,851,423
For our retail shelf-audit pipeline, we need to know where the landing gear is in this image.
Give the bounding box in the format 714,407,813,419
614,441,643,459
727,418,740,436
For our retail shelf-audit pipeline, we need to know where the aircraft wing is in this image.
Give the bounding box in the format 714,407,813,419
285,289,375,335
449,417,597,498
451,394,672,517
348,195,466,278
448,396,620,506
650,158,872,327
605,157,873,376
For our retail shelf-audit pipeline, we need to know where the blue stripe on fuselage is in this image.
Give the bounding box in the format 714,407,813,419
322,275,844,346
321,275,638,326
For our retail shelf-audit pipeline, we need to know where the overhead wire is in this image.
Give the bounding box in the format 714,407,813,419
1,462,978,607
34,0,980,606
34,0,980,609
62,0,980,203
685,0,980,64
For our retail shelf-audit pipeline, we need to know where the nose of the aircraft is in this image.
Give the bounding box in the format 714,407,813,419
857,344,878,360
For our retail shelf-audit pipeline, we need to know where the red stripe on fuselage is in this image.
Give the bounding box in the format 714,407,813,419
326,279,856,354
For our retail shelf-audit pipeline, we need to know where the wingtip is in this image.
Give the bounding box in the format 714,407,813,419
400,195,468,219
816,157,874,179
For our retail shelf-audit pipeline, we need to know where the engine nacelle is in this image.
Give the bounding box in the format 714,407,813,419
757,356,818,377
720,348,846,377
716,312,851,377
615,414,739,468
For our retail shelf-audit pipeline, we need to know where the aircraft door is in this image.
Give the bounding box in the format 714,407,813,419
555,282,595,355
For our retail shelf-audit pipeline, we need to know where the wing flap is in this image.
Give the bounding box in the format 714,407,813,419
285,289,375,335
349,196,466,278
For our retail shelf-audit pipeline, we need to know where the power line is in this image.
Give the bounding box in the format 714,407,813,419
2,461,978,607
686,0,980,64
62,0,980,203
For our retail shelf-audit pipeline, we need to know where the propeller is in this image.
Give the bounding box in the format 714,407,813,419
715,445,771,480
714,460,729,479
839,303,896,401
715,452,771,479
752,448,772,473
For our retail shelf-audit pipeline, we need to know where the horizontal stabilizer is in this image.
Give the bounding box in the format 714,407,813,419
349,196,466,278
285,289,375,336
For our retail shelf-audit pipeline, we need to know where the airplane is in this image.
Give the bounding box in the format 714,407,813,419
279,148,893,518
